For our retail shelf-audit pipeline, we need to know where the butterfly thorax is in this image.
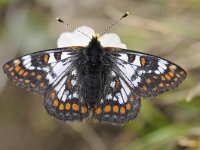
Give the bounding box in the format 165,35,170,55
86,36,103,65
77,36,109,105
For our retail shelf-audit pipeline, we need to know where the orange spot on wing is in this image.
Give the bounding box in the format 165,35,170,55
174,78,178,82
180,71,185,75
50,92,56,99
165,74,171,80
36,74,42,80
168,71,174,77
126,103,131,110
176,73,181,78
81,106,87,113
30,83,35,87
115,79,121,90
3,64,9,70
43,54,49,63
113,105,119,113
141,57,146,66
161,76,166,81
23,71,28,77
53,99,59,107
10,71,15,77
153,76,158,79
153,87,158,92
104,105,111,113
40,82,45,87
72,103,79,111
146,78,152,84
166,83,170,87
65,103,71,110
159,83,164,88
95,108,102,115
18,69,24,75
18,78,23,82
142,86,147,91
130,95,134,102
25,80,30,84
15,66,21,72
31,72,36,76
120,107,125,114
169,65,176,71
59,103,64,110
128,54,135,62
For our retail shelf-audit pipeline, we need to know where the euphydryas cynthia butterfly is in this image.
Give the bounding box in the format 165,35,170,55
2,12,186,125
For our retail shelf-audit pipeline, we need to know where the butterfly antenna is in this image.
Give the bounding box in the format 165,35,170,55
56,17,91,40
99,12,129,37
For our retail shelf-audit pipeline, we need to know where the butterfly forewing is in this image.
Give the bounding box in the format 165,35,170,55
2,47,82,93
106,48,187,97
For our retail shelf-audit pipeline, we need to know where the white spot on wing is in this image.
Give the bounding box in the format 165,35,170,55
111,71,116,76
71,79,76,86
138,70,145,75
22,55,33,70
61,52,70,60
121,88,128,103
118,63,134,80
119,54,128,62
113,96,117,101
73,92,78,98
158,66,165,73
58,85,65,99
155,70,160,74
48,53,57,63
119,78,131,95
43,67,50,72
22,55,31,61
55,76,67,92
106,94,112,100
133,55,141,66
159,59,168,65
110,81,115,88
72,69,77,75
61,90,69,102
46,74,53,83
53,62,63,76
47,60,71,84
29,66,35,70
24,63,31,69
133,77,141,87
115,93,123,104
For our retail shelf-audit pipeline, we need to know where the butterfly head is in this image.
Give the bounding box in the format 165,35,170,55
92,33,100,39
88,33,101,47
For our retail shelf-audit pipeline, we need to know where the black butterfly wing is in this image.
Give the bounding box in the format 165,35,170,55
44,67,89,121
105,47,187,97
3,46,89,121
93,69,141,125
3,47,81,94
93,47,186,124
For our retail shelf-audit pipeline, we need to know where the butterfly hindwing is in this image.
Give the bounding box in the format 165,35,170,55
2,47,82,94
93,70,141,125
106,48,187,97
44,68,89,121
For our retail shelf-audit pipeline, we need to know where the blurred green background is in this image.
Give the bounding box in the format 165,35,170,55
0,0,200,150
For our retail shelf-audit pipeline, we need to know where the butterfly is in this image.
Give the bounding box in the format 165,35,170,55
2,13,187,125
